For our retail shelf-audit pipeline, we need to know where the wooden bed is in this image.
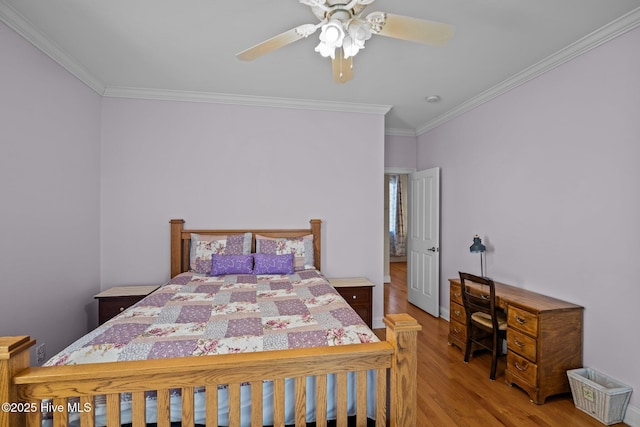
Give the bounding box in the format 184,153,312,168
1,219,421,427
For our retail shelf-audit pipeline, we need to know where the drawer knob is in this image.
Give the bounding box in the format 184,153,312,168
352,295,356,300
119,307,125,312
515,361,529,372
515,316,527,325
453,309,461,316
514,338,525,348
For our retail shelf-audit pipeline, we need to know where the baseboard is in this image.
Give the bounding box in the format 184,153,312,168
624,404,640,426
383,275,391,284
372,315,385,330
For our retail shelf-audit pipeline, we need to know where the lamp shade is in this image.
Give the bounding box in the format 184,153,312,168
469,235,486,253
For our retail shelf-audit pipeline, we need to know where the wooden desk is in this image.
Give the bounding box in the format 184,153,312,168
448,278,583,404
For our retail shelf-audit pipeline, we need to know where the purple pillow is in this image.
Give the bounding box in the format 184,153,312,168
210,254,254,276
253,253,294,275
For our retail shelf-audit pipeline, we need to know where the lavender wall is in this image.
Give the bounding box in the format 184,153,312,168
100,98,387,326
0,22,101,360
417,26,640,414
384,134,417,169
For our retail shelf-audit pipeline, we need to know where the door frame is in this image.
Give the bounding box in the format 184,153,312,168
384,168,416,283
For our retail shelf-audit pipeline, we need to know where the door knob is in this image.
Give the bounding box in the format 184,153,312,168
428,247,439,252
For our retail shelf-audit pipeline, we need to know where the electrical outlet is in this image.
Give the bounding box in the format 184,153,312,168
36,343,46,365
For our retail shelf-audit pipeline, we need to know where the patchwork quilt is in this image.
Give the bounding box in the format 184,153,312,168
45,270,378,366
41,270,379,426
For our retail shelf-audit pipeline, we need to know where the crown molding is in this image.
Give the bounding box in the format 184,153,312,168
416,6,640,136
384,167,416,174
385,127,417,137
103,86,392,115
1,0,389,116
0,1,105,94
3,0,639,131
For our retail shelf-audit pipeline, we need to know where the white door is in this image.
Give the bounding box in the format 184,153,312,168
407,167,440,317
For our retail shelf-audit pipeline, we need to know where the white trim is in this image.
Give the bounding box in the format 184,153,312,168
0,0,390,116
103,86,392,115
3,0,640,132
385,127,417,137
0,1,105,94
624,404,640,427
385,167,416,175
372,315,384,330
383,275,391,284
416,6,640,135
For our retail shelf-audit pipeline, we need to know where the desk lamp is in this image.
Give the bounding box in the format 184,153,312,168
469,235,486,277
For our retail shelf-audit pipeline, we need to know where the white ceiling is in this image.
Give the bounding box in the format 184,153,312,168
2,0,640,135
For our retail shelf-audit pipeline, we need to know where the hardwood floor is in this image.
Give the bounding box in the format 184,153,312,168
381,262,627,427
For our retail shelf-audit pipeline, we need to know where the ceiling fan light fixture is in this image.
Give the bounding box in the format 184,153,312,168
237,0,454,83
348,19,372,42
342,36,359,58
315,20,345,58
324,25,342,43
343,18,372,58
299,0,327,7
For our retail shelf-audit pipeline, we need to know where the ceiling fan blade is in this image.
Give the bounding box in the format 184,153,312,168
237,24,317,61
332,50,353,83
369,12,454,45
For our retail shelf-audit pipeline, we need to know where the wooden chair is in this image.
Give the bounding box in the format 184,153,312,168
459,272,507,380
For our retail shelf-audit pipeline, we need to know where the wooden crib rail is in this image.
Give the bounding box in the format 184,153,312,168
2,314,421,427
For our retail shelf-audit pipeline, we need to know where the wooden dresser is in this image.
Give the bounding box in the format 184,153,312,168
448,278,583,404
95,285,159,325
328,277,374,328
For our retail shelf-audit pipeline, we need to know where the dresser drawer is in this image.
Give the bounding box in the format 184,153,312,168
507,328,537,362
336,286,371,305
449,319,467,343
450,301,466,324
98,296,144,324
507,350,538,386
450,282,463,305
508,305,538,337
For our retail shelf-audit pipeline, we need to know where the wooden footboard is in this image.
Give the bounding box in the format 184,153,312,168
1,314,420,427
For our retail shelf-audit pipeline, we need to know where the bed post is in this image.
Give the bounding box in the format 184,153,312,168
384,314,422,427
170,219,185,278
0,336,35,427
310,219,321,272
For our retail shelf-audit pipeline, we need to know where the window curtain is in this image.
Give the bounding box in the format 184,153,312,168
389,175,406,257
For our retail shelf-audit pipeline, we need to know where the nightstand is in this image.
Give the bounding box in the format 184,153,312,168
328,277,374,328
94,285,159,325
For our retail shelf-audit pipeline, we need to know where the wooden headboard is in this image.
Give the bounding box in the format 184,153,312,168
170,219,322,278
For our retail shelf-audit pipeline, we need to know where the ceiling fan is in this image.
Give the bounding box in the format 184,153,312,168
236,0,454,83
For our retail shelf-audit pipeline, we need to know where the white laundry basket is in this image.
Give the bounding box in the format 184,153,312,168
567,368,633,425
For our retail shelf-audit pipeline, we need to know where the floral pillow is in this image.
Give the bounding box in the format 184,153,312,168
255,234,314,271
253,253,294,275
210,254,254,276
190,233,252,274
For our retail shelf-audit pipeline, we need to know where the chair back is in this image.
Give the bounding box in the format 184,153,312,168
459,272,499,329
